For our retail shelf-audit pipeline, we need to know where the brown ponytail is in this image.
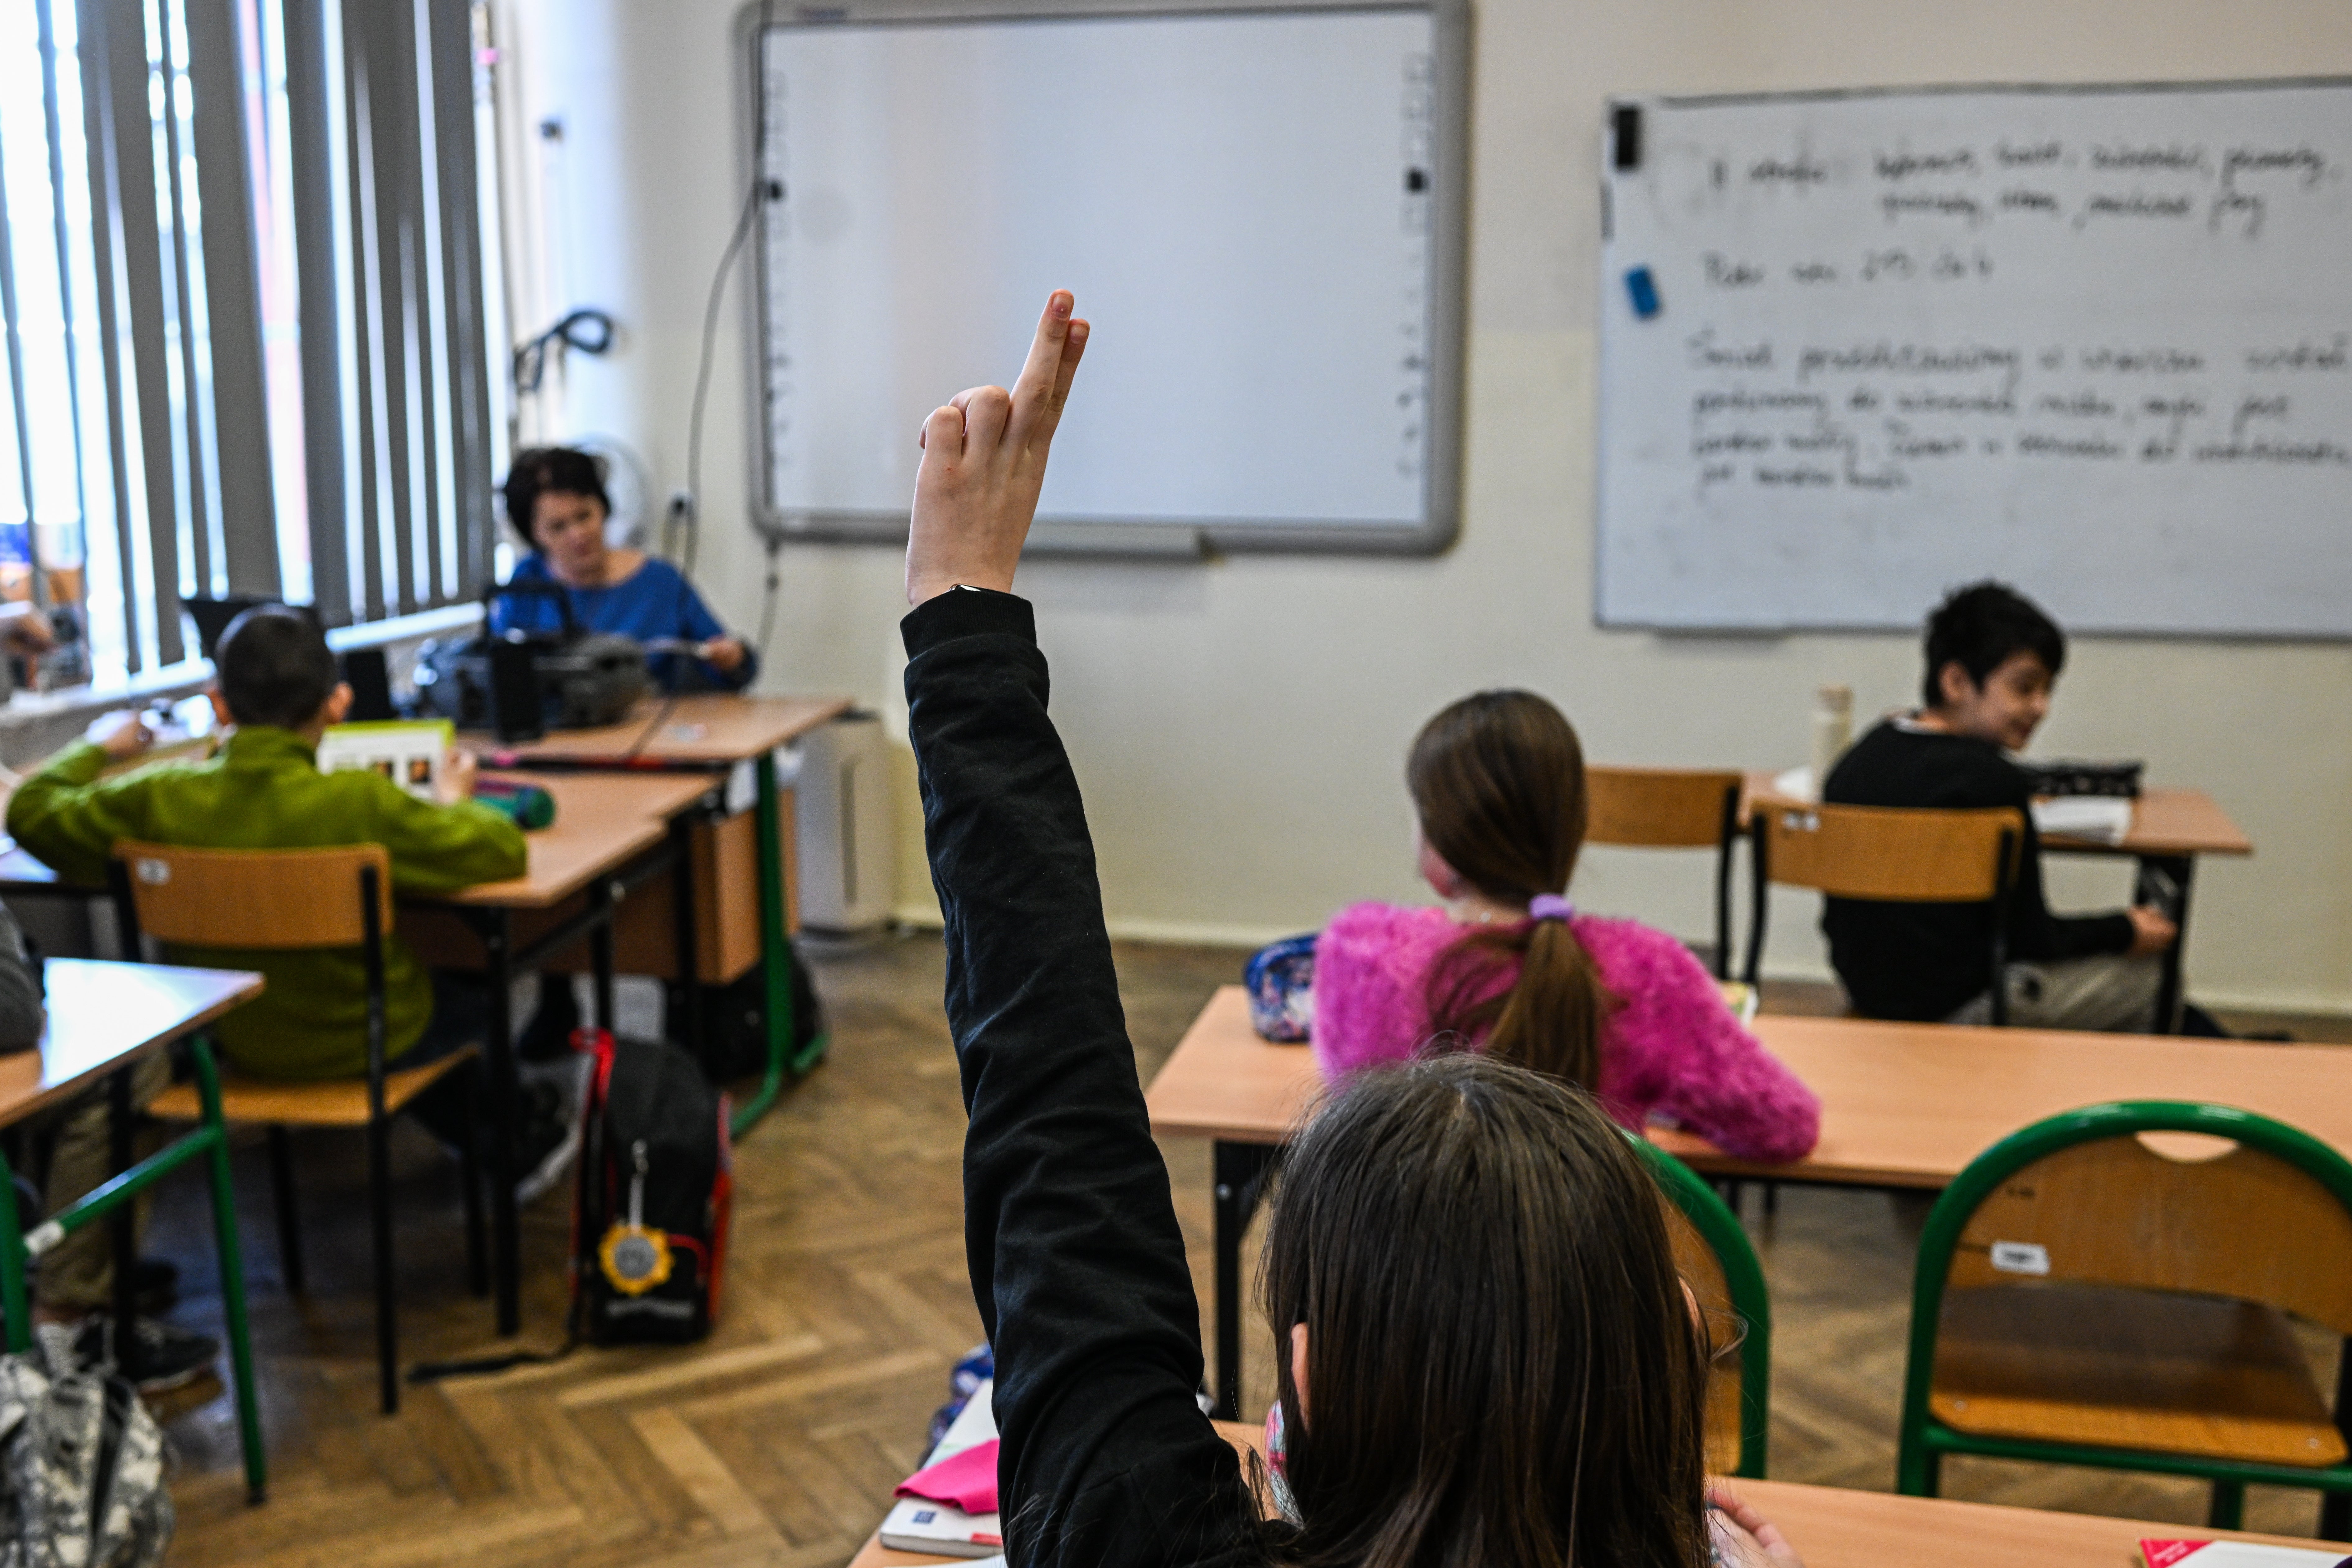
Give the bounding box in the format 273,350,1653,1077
1409,691,1617,1090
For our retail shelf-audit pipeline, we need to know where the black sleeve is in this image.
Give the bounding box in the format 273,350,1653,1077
2006,809,2136,962
1952,750,2134,963
903,587,1259,1568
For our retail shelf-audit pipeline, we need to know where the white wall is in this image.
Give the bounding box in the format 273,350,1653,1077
509,0,2352,1014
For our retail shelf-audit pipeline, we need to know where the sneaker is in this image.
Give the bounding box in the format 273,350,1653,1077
512,1079,581,1206
73,1315,218,1393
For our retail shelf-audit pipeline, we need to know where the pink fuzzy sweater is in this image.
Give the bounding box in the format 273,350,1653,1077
1311,903,1821,1164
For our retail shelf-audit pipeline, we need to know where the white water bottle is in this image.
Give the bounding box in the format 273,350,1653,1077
1810,684,1853,799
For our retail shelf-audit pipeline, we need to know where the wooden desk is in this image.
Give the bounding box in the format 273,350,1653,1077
1147,985,2352,1415
0,767,723,1339
440,772,713,908
467,693,855,1135
845,1419,2325,1566
1741,772,2252,1033
1656,1014,2352,1187
468,693,850,767
0,959,259,1122
0,959,269,1501
401,768,725,1335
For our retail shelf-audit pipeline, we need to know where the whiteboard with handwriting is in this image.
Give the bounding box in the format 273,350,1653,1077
1597,80,2352,636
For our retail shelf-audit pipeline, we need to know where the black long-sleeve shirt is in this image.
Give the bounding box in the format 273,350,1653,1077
904,587,1262,1567
1820,719,2134,1022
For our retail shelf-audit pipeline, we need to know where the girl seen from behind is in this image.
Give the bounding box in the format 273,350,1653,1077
1313,691,1821,1164
902,290,1801,1567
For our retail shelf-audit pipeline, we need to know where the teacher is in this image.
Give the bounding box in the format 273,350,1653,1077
494,446,756,693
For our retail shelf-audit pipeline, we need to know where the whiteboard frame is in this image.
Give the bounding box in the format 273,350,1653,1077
737,0,1472,558
1594,75,2352,641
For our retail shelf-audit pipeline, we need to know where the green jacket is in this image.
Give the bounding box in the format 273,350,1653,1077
6,727,527,1079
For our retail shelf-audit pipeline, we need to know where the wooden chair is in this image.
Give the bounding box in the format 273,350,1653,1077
111,841,487,1416
1584,767,1745,981
1739,802,2022,1023
1896,1101,2352,1536
1629,1133,1772,1477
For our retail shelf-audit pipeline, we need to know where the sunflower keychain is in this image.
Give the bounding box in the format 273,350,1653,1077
598,1139,673,1296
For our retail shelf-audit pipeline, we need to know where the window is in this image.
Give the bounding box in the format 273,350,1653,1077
0,0,497,690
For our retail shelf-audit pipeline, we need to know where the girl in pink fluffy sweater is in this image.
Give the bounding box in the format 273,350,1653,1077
1313,690,1821,1164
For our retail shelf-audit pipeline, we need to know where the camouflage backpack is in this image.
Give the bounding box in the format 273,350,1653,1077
0,1325,170,1568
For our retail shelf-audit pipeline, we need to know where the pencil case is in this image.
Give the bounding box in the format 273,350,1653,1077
472,778,557,830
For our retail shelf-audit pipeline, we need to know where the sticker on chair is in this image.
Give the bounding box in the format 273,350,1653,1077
1988,1240,2050,1275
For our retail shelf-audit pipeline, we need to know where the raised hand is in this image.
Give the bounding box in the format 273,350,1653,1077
87,710,153,762
437,746,479,805
904,290,1089,605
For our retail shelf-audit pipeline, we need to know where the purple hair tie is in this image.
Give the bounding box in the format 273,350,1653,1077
1527,894,1575,923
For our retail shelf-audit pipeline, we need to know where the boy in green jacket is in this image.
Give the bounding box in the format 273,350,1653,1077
8,607,563,1385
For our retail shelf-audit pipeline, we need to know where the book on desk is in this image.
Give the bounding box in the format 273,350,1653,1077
880,1380,1001,1556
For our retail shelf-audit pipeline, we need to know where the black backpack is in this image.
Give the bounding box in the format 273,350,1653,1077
674,946,827,1085
571,1029,733,1345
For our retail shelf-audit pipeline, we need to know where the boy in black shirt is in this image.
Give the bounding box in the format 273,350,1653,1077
1822,582,2177,1029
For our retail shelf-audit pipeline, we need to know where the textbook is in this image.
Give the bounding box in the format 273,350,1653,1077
880,1382,1000,1556
2141,1543,2352,1566
317,720,453,801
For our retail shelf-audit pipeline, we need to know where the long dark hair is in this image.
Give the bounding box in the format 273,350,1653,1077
1408,690,1616,1089
1262,1053,1712,1568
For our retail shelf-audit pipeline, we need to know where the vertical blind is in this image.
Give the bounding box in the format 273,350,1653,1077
0,0,496,683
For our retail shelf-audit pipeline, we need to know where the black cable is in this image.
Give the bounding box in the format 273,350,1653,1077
513,308,614,396
681,0,782,581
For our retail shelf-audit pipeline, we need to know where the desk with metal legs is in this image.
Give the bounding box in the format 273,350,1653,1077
0,960,266,1500
470,694,852,1136
1146,986,2352,1419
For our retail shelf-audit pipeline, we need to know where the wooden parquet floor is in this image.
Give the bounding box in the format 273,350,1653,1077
129,935,2350,1563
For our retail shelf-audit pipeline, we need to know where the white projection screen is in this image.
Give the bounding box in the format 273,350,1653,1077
745,0,1469,556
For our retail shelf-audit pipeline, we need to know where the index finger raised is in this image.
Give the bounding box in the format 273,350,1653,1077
1008,290,1080,440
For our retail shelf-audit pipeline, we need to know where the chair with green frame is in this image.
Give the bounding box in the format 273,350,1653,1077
1628,1133,1773,1478
1896,1101,2352,1537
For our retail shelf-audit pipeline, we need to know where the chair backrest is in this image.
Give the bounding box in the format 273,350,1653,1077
1585,768,1743,850
1629,1134,1772,1478
112,840,392,950
1756,802,2019,902
1928,1104,2352,1335
1587,767,1745,980
1899,1102,2352,1458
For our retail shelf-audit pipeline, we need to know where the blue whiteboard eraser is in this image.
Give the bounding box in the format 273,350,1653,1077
1625,265,1661,319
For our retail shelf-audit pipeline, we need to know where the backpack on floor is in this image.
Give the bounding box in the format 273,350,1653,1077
0,1325,170,1568
675,946,827,1085
571,1029,733,1345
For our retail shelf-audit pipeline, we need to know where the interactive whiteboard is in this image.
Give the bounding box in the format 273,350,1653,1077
1597,80,2352,637
749,0,1468,555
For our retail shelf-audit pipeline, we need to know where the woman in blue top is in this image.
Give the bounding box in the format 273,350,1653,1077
498,447,758,1059
493,447,756,693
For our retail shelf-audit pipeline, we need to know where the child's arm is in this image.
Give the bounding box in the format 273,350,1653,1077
368,778,527,894
1622,931,1821,1164
3,716,159,887
906,295,1255,1565
674,575,757,688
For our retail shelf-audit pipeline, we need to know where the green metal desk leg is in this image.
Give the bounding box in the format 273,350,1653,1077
0,1146,27,1353
192,1040,266,1503
735,751,826,1139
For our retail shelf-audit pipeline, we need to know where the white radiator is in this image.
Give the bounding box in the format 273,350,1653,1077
778,713,893,935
